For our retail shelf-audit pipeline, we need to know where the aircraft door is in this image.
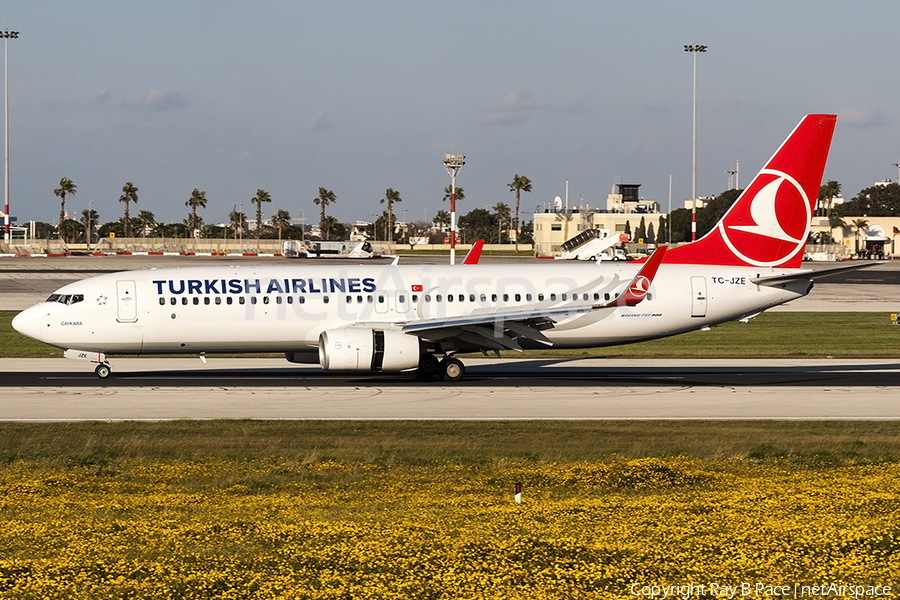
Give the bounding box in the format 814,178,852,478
116,280,138,323
374,291,390,314
395,291,409,314
690,276,707,318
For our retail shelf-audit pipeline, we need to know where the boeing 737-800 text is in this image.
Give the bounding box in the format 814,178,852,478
13,114,863,381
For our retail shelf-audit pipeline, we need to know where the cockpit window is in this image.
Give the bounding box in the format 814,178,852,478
46,293,84,305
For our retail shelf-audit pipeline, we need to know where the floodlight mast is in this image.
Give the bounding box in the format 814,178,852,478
684,43,706,241
443,153,465,265
1,29,17,244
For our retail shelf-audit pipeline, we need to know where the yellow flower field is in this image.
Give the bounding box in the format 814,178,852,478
0,457,897,598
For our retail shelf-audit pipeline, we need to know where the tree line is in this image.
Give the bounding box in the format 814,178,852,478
44,174,536,246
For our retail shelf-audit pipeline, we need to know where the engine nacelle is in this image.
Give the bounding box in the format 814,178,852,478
318,328,420,372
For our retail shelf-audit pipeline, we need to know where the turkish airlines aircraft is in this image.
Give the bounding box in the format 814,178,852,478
13,114,862,382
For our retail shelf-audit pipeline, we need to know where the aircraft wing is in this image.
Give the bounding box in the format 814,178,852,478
400,246,668,352
462,240,485,264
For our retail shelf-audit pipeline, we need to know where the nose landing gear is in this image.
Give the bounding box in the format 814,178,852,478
94,363,112,379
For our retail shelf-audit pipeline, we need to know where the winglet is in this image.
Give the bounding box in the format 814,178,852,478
598,246,667,308
462,240,484,265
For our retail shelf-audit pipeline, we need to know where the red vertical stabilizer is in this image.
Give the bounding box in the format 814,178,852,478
665,114,836,268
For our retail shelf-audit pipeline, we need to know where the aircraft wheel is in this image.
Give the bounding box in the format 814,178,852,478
440,357,466,382
418,353,440,379
95,364,111,379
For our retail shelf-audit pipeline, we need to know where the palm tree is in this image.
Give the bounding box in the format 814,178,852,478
81,208,98,245
380,188,402,244
828,213,846,246
137,210,155,239
442,185,465,203
119,182,139,237
852,218,869,256
433,210,450,232
251,189,272,242
229,208,246,240
313,187,337,240
54,177,77,240
818,179,842,218
507,174,532,251
493,202,511,244
271,209,292,242
185,188,208,237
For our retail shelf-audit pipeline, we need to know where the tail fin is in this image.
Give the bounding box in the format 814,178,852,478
665,114,836,268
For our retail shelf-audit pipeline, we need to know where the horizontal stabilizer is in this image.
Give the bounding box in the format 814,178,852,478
751,261,878,286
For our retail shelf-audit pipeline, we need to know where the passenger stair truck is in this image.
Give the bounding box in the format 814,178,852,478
556,229,629,261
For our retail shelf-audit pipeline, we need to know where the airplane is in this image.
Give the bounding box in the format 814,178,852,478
12,114,869,382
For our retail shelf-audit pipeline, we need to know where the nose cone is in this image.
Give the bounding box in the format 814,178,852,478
11,307,42,342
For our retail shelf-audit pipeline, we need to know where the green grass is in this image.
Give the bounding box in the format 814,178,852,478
1,420,900,467
2,310,899,359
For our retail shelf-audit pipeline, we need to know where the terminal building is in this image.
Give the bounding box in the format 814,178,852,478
533,183,664,257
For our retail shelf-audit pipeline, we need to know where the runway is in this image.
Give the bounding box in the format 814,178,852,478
2,358,898,420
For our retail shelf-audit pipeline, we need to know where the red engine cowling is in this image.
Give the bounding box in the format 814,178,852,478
318,328,420,372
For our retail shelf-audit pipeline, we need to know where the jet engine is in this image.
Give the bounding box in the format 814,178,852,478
318,328,420,372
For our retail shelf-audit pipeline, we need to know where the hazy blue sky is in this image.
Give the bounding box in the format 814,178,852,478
4,1,900,227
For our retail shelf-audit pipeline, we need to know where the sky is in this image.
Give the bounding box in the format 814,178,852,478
3,0,900,228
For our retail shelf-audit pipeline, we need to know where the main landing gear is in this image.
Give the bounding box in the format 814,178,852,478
418,353,466,382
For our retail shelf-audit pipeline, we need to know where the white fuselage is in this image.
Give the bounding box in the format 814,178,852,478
13,261,811,356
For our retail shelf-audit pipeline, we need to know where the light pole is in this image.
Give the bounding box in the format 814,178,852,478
893,162,900,184
1,29,17,244
87,199,94,247
685,43,706,241
443,153,465,264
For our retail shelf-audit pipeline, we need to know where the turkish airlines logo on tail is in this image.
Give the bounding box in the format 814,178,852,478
719,169,810,267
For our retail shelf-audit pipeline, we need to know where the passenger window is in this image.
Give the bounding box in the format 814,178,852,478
469,294,475,302
515,294,521,302
399,295,405,303
159,298,165,306
275,296,282,304
182,297,188,305
263,297,270,305
562,294,567,301
204,297,210,305
287,297,293,304
323,296,330,304
239,297,246,305
458,294,464,302
227,297,233,305
346,295,352,303
357,295,363,303
216,297,222,305
538,293,544,301
550,294,556,301
604,293,610,301
378,295,385,304
480,294,486,302
299,296,306,304
170,298,176,306
583,293,589,301
367,295,373,303
251,297,258,305
436,295,442,302
412,294,419,302
424,295,431,302
503,294,509,302
192,297,199,305
491,294,497,302
447,295,453,303
594,293,600,301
